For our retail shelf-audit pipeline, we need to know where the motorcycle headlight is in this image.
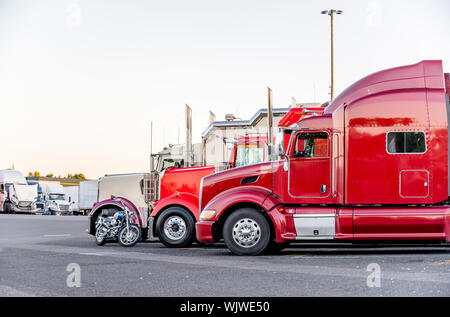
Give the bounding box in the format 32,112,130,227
199,209,216,221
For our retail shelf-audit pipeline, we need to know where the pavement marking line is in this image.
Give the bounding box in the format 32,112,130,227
0,285,36,297
43,234,72,237
9,243,450,285
79,251,129,256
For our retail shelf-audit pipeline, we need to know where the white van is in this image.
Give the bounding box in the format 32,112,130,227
0,170,38,213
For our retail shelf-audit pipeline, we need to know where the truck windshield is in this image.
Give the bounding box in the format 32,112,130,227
235,145,264,167
5,183,13,192
49,194,65,201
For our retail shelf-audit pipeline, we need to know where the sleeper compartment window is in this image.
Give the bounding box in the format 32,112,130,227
387,132,426,154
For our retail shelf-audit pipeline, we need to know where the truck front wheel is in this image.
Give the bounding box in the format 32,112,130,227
4,203,14,214
155,207,196,248
223,208,271,256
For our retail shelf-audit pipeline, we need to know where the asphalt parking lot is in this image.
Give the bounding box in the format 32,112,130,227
0,214,449,297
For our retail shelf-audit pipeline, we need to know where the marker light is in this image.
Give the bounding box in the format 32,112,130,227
200,210,216,221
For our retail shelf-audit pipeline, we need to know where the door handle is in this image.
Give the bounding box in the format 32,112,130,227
321,184,327,193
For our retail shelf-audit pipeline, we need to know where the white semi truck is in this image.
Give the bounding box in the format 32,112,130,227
0,170,38,213
42,183,72,215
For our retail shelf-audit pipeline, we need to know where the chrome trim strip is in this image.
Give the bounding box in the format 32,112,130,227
198,177,204,215
293,214,335,218
295,236,334,240
332,133,339,198
287,130,332,199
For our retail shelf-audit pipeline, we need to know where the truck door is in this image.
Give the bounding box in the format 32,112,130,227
288,131,331,200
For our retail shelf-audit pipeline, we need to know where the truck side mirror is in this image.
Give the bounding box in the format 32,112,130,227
274,131,286,157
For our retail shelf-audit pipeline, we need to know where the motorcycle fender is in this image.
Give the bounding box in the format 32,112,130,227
89,197,144,235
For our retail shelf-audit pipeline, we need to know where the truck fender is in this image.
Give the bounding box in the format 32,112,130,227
151,192,199,221
203,187,290,242
88,196,144,235
203,186,272,219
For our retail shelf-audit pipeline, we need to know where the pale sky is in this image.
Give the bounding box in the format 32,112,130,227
0,0,449,179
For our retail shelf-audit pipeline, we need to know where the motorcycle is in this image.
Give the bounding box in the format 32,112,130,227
94,197,141,247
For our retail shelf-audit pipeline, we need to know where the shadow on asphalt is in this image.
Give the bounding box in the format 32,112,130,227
39,237,450,257
187,242,450,257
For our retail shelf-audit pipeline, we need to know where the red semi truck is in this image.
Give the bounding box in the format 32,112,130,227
196,60,450,255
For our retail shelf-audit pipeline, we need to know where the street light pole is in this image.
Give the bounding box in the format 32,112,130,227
321,9,342,101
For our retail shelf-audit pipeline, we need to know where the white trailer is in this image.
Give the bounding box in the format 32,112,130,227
79,180,98,215
63,186,79,214
98,174,147,210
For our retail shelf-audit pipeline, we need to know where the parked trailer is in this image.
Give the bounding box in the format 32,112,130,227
196,60,450,255
63,186,79,214
79,180,98,215
0,170,38,213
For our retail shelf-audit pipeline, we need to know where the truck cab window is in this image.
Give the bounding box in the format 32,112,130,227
293,132,328,158
235,144,264,167
387,132,426,154
49,193,65,201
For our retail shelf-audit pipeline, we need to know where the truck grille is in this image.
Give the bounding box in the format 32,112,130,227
36,203,44,209
144,172,159,205
18,201,32,207
59,205,69,211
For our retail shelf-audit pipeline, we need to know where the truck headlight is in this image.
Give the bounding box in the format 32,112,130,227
199,209,216,221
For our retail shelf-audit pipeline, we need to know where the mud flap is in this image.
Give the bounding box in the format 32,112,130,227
146,216,159,241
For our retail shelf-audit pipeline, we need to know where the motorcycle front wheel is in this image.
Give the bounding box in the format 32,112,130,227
95,228,107,246
118,224,141,247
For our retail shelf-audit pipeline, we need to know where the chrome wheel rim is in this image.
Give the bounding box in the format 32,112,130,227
163,216,187,241
232,218,261,248
120,226,139,245
95,228,106,243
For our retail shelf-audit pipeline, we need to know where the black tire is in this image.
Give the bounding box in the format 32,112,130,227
223,208,271,256
155,206,196,248
4,202,14,214
95,228,107,246
118,223,141,247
